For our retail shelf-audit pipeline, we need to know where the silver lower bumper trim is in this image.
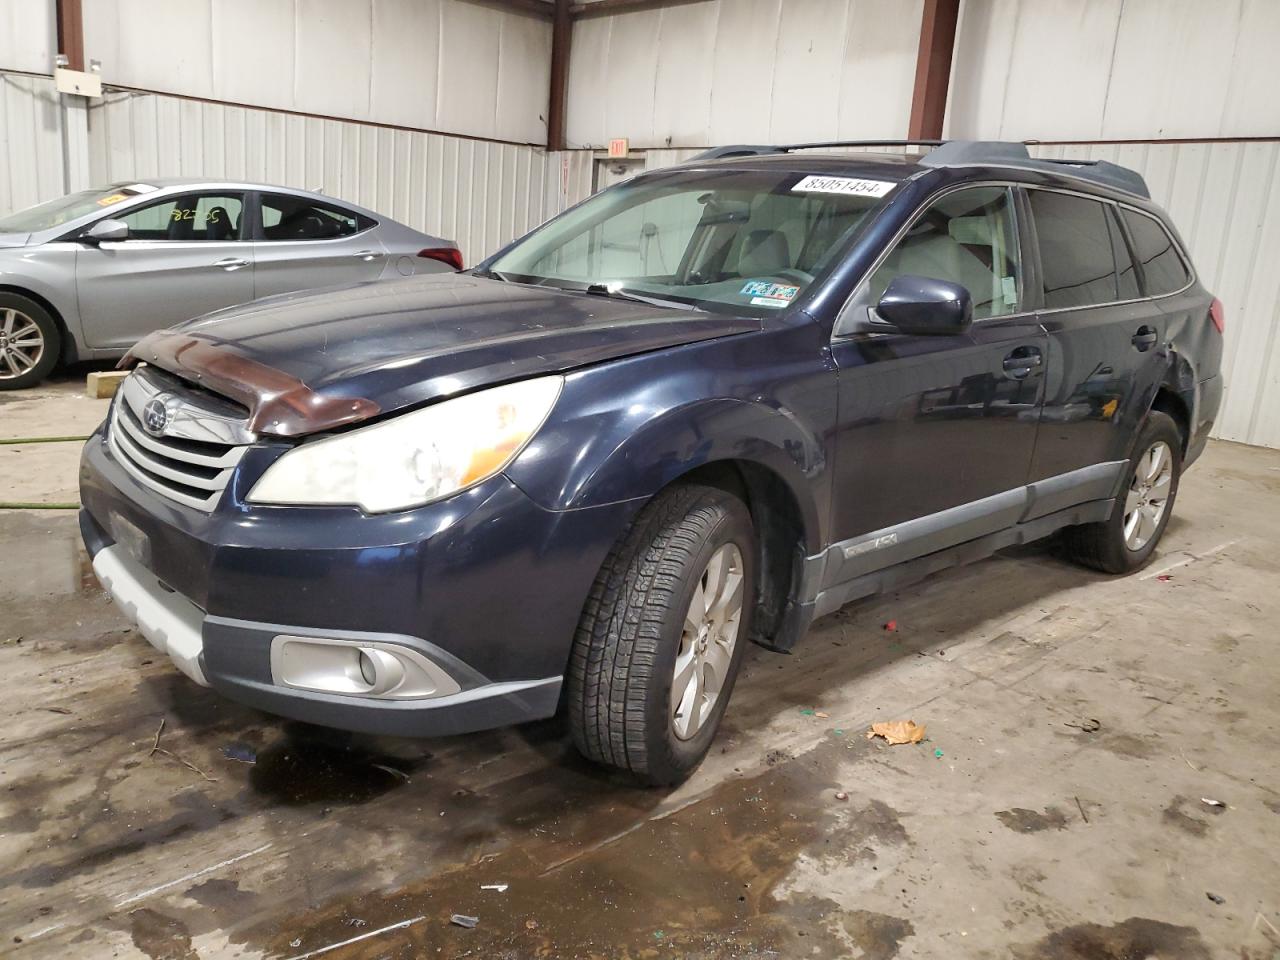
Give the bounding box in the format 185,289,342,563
93,545,209,686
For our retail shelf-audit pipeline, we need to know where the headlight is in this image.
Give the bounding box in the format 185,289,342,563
247,376,563,512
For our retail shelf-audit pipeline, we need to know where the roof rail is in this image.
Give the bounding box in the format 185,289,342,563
688,139,1151,199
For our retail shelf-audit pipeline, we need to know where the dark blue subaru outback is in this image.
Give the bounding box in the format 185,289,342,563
80,141,1224,785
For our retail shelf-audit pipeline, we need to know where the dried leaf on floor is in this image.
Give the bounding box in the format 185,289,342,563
866,720,926,745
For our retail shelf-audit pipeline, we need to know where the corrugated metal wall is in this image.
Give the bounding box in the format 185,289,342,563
0,73,65,216
947,0,1280,141
567,0,925,149
79,0,553,145
84,87,558,266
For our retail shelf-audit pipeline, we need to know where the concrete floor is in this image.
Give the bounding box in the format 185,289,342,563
2,375,1278,959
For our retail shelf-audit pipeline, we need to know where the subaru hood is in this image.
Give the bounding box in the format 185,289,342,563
126,273,760,437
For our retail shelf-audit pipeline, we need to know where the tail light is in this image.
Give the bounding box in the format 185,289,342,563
1209,297,1225,334
418,247,463,271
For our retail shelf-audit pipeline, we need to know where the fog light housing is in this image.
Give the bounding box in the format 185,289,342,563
270,635,462,700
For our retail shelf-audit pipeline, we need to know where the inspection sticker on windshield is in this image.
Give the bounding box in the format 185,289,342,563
96,193,129,206
792,175,894,198
741,281,798,307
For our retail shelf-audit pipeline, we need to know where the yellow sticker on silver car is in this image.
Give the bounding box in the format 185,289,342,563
792,175,895,198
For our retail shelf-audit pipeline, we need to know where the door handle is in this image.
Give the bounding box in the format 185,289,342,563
1132,325,1158,351
352,250,383,261
213,257,250,271
1002,349,1043,379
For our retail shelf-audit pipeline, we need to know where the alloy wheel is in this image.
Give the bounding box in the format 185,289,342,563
0,308,45,381
1123,440,1173,551
671,542,745,740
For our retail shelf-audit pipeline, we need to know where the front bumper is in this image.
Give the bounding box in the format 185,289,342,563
79,426,639,737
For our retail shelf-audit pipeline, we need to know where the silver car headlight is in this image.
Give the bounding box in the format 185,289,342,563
247,376,563,513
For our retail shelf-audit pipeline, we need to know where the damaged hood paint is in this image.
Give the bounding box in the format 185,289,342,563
126,273,760,437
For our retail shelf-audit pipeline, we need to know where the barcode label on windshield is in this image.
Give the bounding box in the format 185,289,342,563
792,175,895,198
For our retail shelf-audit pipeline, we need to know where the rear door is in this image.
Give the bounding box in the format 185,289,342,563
76,192,252,350
250,192,388,299
1025,188,1168,509
825,184,1047,582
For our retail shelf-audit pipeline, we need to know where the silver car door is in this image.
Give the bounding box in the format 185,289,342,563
251,192,389,299
76,192,253,350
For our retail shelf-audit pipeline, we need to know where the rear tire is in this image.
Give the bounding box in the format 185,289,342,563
568,483,756,786
0,293,60,390
1061,411,1182,574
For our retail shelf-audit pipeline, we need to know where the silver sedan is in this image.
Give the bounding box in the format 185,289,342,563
0,179,461,389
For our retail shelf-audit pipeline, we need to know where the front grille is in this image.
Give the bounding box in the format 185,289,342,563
106,366,254,512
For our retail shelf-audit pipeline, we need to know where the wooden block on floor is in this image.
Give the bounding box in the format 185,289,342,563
86,370,128,399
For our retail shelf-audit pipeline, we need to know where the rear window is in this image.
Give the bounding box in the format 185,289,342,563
1121,209,1190,296
260,194,371,241
1029,191,1121,309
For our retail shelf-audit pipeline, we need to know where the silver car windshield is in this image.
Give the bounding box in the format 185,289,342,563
0,183,159,232
486,168,897,316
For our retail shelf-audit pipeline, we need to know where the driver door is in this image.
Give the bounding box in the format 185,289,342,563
824,185,1047,583
76,192,253,350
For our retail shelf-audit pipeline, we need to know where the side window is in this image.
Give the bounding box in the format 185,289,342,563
1121,209,1190,296
118,194,243,241
869,186,1021,321
260,194,368,241
1029,191,1118,309
1108,208,1140,300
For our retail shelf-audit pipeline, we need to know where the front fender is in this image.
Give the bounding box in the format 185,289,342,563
504,329,835,554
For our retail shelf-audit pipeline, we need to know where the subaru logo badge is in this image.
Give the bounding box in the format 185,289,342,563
142,396,171,437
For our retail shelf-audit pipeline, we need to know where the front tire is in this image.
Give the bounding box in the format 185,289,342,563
568,483,757,786
1061,411,1182,574
0,294,60,390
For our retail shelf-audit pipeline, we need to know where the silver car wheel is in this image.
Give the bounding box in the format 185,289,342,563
671,542,744,741
0,308,44,381
1123,439,1173,551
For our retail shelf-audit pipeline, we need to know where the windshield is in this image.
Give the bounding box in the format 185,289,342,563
0,183,159,233
486,168,897,316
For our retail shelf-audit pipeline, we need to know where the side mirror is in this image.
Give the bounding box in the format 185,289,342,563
84,218,129,243
876,274,973,336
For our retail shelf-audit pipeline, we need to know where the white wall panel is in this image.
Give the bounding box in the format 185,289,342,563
947,0,1280,141
566,0,921,149
0,73,65,216
84,87,554,265
81,0,550,144
0,0,55,74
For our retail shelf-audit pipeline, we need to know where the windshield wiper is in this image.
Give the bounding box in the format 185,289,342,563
472,267,512,282
583,283,697,311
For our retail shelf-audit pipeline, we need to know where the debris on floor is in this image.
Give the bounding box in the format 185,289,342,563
1206,892,1226,905
934,748,944,758
1065,717,1102,733
480,884,508,892
815,711,830,719
834,791,849,801
883,619,898,632
1200,797,1226,809
147,718,217,782
866,720,926,744
450,914,479,929
223,742,257,764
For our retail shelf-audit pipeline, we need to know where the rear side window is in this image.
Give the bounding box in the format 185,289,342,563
1121,209,1190,296
260,194,370,241
1029,191,1119,309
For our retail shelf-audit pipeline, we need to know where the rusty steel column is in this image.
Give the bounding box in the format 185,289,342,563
907,0,960,141
55,0,85,72
547,0,573,150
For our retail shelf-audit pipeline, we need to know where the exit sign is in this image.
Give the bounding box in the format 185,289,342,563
607,138,629,158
